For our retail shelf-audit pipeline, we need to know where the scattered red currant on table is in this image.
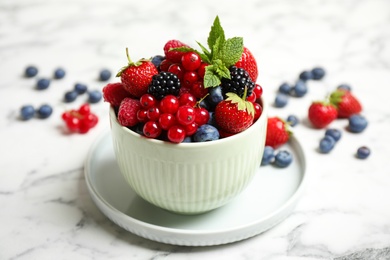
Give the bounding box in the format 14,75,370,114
61,103,98,134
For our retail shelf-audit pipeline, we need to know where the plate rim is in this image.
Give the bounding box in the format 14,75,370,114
84,131,307,245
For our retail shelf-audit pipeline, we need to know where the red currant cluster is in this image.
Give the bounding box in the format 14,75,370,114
61,104,99,134
160,51,209,98
137,93,210,143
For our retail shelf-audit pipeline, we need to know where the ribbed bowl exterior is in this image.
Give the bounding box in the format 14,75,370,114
109,100,268,214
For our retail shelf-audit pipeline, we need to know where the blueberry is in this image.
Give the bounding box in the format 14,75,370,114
37,104,53,119
199,98,211,111
357,146,370,159
261,146,275,166
325,128,342,142
88,90,102,103
182,136,193,143
25,66,38,78
337,84,352,92
274,93,288,108
274,150,293,168
278,82,291,95
99,69,112,81
207,86,224,108
286,115,299,127
311,67,326,80
348,114,368,133
64,90,78,103
319,135,336,153
36,78,51,90
207,112,217,127
299,70,313,81
74,83,88,95
20,105,35,120
54,68,66,79
193,124,220,142
151,55,165,68
291,80,307,97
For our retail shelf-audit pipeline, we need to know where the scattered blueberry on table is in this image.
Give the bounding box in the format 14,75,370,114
20,105,35,120
319,135,336,153
274,150,293,168
356,146,370,159
37,104,53,119
54,68,66,79
36,78,51,90
25,66,38,78
348,114,368,133
99,69,112,81
261,146,275,166
325,128,342,142
274,93,288,108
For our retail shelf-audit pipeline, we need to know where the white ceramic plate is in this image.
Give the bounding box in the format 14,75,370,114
85,132,307,246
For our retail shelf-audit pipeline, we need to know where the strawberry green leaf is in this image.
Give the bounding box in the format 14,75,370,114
225,92,255,116
208,16,225,51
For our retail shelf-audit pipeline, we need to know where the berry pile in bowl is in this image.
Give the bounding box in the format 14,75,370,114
103,16,268,214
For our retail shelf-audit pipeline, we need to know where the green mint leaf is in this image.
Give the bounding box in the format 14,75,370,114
219,37,244,67
196,41,212,64
170,46,196,53
213,59,230,79
204,65,221,88
208,16,225,51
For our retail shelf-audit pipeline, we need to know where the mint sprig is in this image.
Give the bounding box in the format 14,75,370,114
170,16,244,88
201,16,243,88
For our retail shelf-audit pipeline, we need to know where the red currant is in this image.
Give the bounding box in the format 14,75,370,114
159,95,179,114
168,63,184,80
167,125,186,143
184,122,198,136
147,107,160,121
247,92,256,103
179,93,197,107
159,59,172,71
181,52,201,71
137,109,148,123
191,81,208,99
78,103,90,115
197,62,208,78
182,71,199,89
140,94,157,109
194,107,210,126
253,102,263,120
65,117,80,132
143,121,162,138
253,84,263,100
84,113,99,128
159,113,176,130
79,120,91,134
176,105,195,126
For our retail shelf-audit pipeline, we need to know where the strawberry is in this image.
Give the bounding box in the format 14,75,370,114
330,89,362,118
235,46,258,82
116,48,158,98
102,82,134,108
163,39,190,63
308,101,338,128
215,90,255,134
117,98,141,127
265,117,291,149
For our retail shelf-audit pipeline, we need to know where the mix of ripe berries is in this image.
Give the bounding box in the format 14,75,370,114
104,17,263,143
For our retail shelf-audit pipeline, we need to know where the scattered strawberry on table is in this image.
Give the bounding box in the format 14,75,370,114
103,16,263,143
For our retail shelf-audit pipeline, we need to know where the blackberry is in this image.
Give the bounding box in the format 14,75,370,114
221,66,255,98
148,71,181,100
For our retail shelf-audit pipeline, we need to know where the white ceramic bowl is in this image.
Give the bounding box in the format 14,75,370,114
109,99,268,214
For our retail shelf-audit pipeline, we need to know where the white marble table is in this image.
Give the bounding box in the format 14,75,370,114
1,0,390,259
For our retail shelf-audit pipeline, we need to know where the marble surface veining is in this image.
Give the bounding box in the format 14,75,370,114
1,0,390,259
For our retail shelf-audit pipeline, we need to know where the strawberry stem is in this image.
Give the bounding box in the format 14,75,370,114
125,48,132,64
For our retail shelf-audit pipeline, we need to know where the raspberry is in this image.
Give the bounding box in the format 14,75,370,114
148,71,181,100
163,40,190,63
103,82,133,107
117,98,141,127
221,66,255,98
